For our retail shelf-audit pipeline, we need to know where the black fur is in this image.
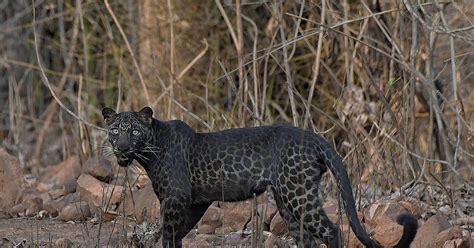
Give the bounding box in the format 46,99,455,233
103,107,418,248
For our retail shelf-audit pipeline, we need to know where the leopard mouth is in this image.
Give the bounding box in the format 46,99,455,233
116,153,134,167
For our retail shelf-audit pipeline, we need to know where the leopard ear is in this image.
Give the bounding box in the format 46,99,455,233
102,107,117,124
138,106,153,125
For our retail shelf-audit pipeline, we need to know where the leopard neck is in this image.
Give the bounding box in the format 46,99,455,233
134,118,167,172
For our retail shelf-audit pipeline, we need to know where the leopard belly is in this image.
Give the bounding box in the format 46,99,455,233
188,127,276,203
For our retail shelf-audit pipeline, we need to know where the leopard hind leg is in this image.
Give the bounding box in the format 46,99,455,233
301,190,341,248
271,186,316,248
275,167,341,247
297,183,342,248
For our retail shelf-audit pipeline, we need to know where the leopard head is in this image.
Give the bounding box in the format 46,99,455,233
102,107,153,167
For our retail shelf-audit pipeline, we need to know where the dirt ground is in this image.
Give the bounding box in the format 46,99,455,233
0,217,246,247
0,217,132,247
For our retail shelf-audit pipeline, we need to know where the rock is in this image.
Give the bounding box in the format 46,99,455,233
264,233,278,248
36,182,50,193
48,187,66,200
135,174,151,189
323,201,365,226
220,201,252,231
327,211,364,227
412,215,451,248
42,200,59,217
398,201,419,215
366,201,419,247
0,149,24,214
83,156,114,182
442,238,470,248
120,182,160,223
63,192,78,204
55,238,73,247
224,231,245,244
365,201,410,228
372,217,405,247
76,174,124,210
58,201,91,221
215,225,233,235
323,201,338,216
12,193,44,217
439,205,451,215
24,195,43,217
270,212,287,236
193,233,223,244
197,224,216,234
433,226,463,247
182,238,212,247
109,174,126,186
40,156,81,190
199,206,223,231
326,213,339,224
340,224,364,248
11,202,27,216
255,193,270,205
43,192,77,216
39,191,52,206
257,203,278,225
102,210,119,222
23,174,39,188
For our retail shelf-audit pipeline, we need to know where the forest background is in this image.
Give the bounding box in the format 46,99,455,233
0,0,472,246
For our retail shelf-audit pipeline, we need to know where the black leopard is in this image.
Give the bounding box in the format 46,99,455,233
102,107,418,248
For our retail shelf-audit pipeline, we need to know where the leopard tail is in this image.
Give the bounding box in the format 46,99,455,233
325,149,418,248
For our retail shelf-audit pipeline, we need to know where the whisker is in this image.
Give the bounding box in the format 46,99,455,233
142,146,160,149
143,143,161,157
101,152,115,158
99,148,114,155
144,142,160,149
135,153,150,161
142,148,160,157
142,148,161,152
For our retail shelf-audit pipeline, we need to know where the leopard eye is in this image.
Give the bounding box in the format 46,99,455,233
111,128,119,135
132,130,140,136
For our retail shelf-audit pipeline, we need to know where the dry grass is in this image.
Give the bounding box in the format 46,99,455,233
0,0,473,235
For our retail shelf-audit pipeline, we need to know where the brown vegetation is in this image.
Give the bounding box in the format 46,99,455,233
0,0,472,247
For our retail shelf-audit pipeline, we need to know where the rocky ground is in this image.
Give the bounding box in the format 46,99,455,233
0,148,472,247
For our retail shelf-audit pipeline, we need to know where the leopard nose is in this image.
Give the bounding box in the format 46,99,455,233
117,145,131,153
116,136,131,152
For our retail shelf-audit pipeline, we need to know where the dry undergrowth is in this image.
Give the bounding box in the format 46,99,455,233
0,0,473,246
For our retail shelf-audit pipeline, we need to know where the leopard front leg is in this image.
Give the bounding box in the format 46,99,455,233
182,203,211,235
161,196,190,248
161,200,210,247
